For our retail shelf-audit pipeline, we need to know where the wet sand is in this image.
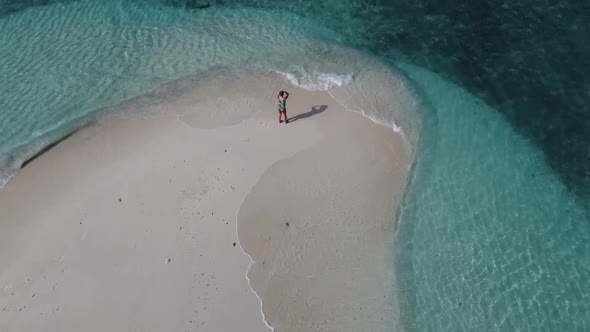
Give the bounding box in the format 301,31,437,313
238,92,408,332
0,76,409,331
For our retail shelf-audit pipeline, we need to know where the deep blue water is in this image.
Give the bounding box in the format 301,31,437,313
367,1,590,202
199,0,590,201
162,1,590,330
1,0,589,330
3,0,588,201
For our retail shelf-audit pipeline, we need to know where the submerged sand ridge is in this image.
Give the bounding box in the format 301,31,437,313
0,73,409,331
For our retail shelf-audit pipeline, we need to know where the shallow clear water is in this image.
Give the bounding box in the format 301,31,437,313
1,0,589,330
395,63,590,331
0,0,342,185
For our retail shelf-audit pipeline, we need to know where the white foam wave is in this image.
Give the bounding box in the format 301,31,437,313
275,66,354,91
0,168,18,191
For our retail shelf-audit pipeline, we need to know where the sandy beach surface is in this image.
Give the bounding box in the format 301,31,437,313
0,79,409,331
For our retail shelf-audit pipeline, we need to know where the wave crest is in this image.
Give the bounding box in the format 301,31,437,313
275,66,353,91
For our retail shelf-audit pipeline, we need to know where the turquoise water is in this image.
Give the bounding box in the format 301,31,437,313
0,0,341,186
1,1,589,330
395,63,590,331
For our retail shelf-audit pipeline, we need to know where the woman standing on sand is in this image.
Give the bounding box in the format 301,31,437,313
278,90,289,124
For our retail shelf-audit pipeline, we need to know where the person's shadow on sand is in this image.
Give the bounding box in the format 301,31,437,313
288,105,328,123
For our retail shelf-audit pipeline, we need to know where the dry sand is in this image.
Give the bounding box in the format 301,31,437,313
0,79,408,331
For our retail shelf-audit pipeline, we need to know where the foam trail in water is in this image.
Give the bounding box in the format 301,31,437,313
274,60,423,151
275,67,407,132
0,167,18,191
274,66,353,91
